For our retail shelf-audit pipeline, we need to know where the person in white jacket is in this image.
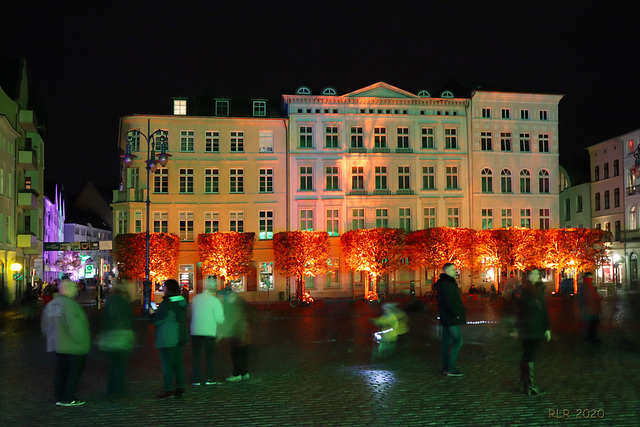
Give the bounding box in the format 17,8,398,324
190,279,225,385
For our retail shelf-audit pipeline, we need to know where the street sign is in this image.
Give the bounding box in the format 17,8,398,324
43,241,109,251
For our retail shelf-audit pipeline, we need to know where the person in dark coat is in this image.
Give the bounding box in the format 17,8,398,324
150,279,188,399
513,269,551,396
434,263,466,377
578,272,601,343
99,280,134,399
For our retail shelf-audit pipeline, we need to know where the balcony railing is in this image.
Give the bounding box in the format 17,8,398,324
372,148,390,153
347,189,367,196
396,189,415,195
627,185,640,196
348,147,367,153
620,229,640,242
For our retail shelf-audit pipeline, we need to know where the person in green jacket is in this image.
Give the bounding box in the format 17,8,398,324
150,279,188,399
41,279,90,407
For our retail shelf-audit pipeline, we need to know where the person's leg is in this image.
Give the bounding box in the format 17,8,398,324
111,351,128,396
174,345,185,391
440,326,451,373
191,335,203,383
521,339,543,395
61,354,86,402
447,325,463,373
230,338,241,377
54,353,69,403
158,347,175,392
203,336,216,381
239,345,249,376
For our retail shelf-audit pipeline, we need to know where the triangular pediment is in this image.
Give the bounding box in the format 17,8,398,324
342,82,421,99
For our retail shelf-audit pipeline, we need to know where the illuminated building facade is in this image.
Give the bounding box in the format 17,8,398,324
619,129,640,289
587,138,626,288
113,83,563,299
0,58,45,304
112,98,287,301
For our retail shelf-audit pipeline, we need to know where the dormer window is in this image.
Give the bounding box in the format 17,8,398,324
215,100,229,116
322,87,337,95
173,99,187,115
253,100,266,117
417,90,431,97
296,86,311,95
440,91,454,98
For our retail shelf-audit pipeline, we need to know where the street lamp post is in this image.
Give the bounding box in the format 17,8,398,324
120,120,170,314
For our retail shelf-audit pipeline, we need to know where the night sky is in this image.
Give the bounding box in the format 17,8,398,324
3,1,639,197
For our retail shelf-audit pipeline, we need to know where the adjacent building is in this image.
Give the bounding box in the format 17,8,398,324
0,58,45,304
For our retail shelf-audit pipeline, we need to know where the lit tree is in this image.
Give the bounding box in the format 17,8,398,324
475,228,539,288
340,228,405,298
406,227,476,280
273,231,329,296
114,233,180,282
198,232,255,288
54,251,83,276
541,228,608,292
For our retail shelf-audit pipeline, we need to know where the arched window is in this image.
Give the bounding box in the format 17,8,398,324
322,87,337,95
481,168,493,193
417,90,431,97
296,86,311,95
630,206,637,231
440,90,454,98
520,169,531,193
501,169,513,193
539,170,550,194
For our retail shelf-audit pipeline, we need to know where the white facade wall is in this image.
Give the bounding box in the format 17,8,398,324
470,92,562,230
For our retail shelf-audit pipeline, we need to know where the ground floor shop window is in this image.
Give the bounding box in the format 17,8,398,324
179,264,194,292
326,258,339,288
259,262,274,291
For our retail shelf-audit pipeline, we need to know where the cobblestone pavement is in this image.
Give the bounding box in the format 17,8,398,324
1,291,639,427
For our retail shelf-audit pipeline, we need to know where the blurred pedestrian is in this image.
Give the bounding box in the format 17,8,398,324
43,282,57,305
578,272,601,343
98,280,135,399
371,302,409,358
190,278,225,386
513,269,551,396
220,291,252,382
150,279,188,399
41,279,90,407
434,263,466,377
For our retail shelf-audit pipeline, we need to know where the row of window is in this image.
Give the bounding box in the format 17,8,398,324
301,125,459,150
295,107,460,116
593,160,620,181
481,169,551,194
481,107,550,121
125,126,553,155
142,168,276,194
594,189,621,211
173,99,268,117
127,130,275,154
116,206,551,240
480,132,550,153
134,166,554,195
481,208,551,230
